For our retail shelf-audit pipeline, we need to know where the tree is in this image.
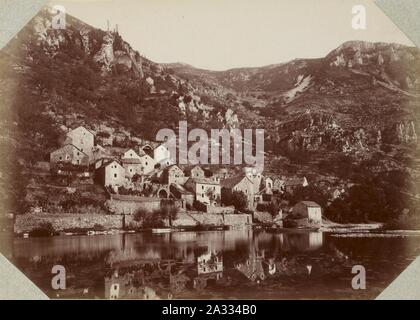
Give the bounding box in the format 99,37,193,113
286,185,328,208
222,190,248,212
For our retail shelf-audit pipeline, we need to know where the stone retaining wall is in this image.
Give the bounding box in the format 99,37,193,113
172,213,252,227
14,213,123,234
14,212,253,233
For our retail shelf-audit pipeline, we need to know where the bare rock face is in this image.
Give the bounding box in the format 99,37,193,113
120,41,144,78
396,121,418,144
94,32,115,71
224,108,239,129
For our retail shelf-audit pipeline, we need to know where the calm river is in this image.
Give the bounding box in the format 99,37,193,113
1,229,420,299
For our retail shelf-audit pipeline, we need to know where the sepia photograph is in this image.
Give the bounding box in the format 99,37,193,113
0,0,420,304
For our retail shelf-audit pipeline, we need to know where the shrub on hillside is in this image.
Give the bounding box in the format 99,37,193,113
29,222,55,237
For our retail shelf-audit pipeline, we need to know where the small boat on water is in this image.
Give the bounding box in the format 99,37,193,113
151,228,172,234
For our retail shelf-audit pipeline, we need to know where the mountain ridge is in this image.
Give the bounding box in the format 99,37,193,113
1,7,420,219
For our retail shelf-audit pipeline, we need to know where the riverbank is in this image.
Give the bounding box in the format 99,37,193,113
13,212,253,236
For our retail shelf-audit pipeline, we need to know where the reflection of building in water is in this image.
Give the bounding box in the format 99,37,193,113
193,251,224,290
235,239,266,282
282,232,323,252
197,251,223,275
105,270,159,299
308,232,323,250
104,259,196,299
171,229,252,253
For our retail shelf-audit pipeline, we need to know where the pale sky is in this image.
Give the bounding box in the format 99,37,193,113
48,0,413,71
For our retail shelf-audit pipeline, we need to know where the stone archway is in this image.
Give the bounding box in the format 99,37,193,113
157,188,168,198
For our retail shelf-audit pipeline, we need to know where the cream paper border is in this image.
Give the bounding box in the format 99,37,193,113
0,0,419,300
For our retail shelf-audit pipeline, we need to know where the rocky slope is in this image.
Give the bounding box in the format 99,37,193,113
168,41,420,169
1,7,420,215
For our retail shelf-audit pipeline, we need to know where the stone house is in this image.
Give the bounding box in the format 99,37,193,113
94,157,115,170
264,176,273,195
185,165,205,179
64,126,95,161
273,178,286,193
185,177,221,206
121,149,142,178
122,158,142,179
50,144,89,167
162,165,187,185
92,144,112,163
220,175,255,209
170,183,195,208
96,160,125,189
122,148,141,161
244,167,263,194
153,144,172,166
213,168,229,180
292,201,322,225
284,176,309,194
140,154,156,175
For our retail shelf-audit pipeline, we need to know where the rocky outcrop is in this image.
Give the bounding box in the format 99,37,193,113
395,121,418,144
94,32,115,71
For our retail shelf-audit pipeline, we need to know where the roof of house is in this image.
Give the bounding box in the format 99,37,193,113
164,164,183,172
67,125,95,136
186,177,219,186
52,143,88,156
121,158,142,164
98,159,122,170
123,148,140,156
153,143,169,151
137,148,146,156
298,201,321,208
170,183,194,195
140,153,154,160
183,165,204,176
220,175,252,189
284,177,306,186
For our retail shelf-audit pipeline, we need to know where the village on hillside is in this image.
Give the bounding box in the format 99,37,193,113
13,124,334,233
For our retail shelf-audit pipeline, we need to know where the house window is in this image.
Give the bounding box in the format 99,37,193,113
77,160,80,164
145,162,148,166
202,186,204,190
130,169,133,172
59,156,62,160
114,173,117,178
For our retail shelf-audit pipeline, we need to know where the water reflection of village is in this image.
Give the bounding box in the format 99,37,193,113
10,230,420,299
101,230,341,299
10,229,362,299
